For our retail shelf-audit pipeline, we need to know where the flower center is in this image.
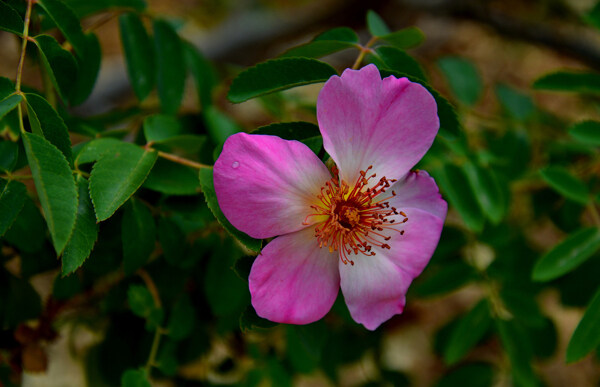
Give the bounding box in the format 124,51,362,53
304,165,408,265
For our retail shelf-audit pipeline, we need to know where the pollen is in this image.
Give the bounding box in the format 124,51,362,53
303,165,408,265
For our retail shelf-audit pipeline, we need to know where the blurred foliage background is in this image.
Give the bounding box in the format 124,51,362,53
1,0,600,386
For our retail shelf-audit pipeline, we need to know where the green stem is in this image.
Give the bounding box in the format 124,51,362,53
145,329,162,372
588,202,600,227
351,37,378,70
145,143,211,170
15,0,35,134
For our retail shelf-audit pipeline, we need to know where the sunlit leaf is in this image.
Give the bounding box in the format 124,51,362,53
533,71,600,93
25,93,72,161
89,143,158,221
569,120,600,145
0,1,24,35
0,178,26,237
540,166,589,204
122,199,155,275
532,227,600,282
154,19,185,114
120,13,154,101
227,58,337,103
438,57,482,106
567,287,600,362
22,132,78,255
62,176,98,275
198,167,262,252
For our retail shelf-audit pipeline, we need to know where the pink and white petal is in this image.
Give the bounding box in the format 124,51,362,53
249,227,340,324
388,170,447,221
214,133,331,239
317,64,439,186
339,208,444,330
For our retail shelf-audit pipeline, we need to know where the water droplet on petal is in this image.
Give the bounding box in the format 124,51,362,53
231,161,240,169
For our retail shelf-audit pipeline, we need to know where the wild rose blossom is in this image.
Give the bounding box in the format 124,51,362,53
214,64,447,330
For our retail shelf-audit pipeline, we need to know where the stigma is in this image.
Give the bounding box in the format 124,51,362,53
304,165,408,265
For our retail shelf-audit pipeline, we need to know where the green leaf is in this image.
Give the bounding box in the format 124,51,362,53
38,0,87,56
500,288,546,328
227,58,337,103
434,363,494,387
198,167,262,252
120,13,155,101
25,93,72,161
89,143,158,221
3,197,46,253
204,239,249,316
496,320,539,387
280,40,357,59
0,141,19,172
380,27,425,49
240,304,277,332
0,1,24,35
287,322,327,373
252,121,322,154
585,1,600,29
153,19,185,114
0,94,22,122
167,295,195,340
0,178,26,237
280,28,358,58
533,71,600,93
374,46,426,80
1,272,42,328
74,137,125,167
314,27,358,43
463,162,505,224
203,105,242,145
539,166,589,204
52,271,82,299
567,286,600,362
34,34,78,103
366,10,390,37
127,284,155,317
436,164,485,232
495,84,535,121
22,132,77,255
569,120,600,145
443,299,492,364
151,134,207,158
157,216,187,267
413,261,477,297
62,0,147,18
122,199,155,275
70,32,102,105
184,42,217,109
121,369,151,387
532,227,600,282
61,176,98,275
378,69,460,140
143,114,181,143
437,57,482,106
143,159,200,196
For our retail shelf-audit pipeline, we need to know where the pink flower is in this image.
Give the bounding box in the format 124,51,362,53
214,64,447,330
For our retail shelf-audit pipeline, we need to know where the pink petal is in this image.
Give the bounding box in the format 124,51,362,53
249,227,340,324
390,170,447,221
339,208,444,330
317,64,439,186
214,133,331,239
